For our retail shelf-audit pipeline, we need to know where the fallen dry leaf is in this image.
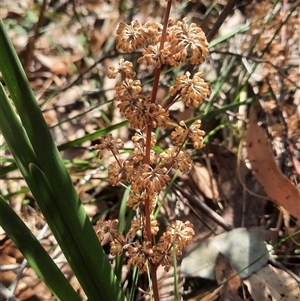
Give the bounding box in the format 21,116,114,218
190,163,220,201
181,227,270,280
208,144,267,228
35,53,82,76
187,286,221,301
215,253,253,301
243,264,300,301
246,108,300,219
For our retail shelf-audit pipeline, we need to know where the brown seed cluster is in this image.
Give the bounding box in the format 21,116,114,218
115,17,209,69
94,218,195,273
94,0,210,275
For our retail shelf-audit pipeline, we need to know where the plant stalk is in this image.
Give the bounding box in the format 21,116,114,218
144,1,173,300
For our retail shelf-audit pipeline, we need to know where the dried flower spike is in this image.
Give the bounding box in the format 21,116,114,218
94,0,211,290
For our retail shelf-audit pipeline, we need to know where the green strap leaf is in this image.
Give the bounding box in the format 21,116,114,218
0,196,81,301
29,163,124,301
0,18,126,301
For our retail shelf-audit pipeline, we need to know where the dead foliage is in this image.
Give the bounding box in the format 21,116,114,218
1,0,299,300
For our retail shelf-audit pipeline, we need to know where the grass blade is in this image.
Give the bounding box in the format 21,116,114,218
0,18,126,301
0,196,81,301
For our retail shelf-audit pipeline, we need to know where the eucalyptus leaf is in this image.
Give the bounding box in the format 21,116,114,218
244,265,300,301
181,227,271,280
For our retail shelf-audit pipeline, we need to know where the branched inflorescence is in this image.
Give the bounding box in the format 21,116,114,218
94,0,210,283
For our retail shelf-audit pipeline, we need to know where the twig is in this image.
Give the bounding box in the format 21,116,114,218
24,0,48,76
59,52,117,92
206,0,240,43
0,283,19,301
269,257,300,283
144,2,173,299
174,184,233,231
210,50,300,89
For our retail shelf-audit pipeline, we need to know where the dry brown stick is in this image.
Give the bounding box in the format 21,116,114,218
210,50,300,88
143,2,174,300
206,0,240,43
175,184,233,231
24,0,48,76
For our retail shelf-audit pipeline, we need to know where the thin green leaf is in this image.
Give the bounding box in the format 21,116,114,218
0,162,17,178
0,82,39,184
0,19,126,301
188,97,254,124
0,196,81,301
115,186,132,280
209,24,249,48
29,163,116,300
58,120,129,151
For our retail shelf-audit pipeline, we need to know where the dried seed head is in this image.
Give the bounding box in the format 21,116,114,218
170,71,210,107
115,79,142,103
108,58,136,79
126,241,149,273
132,131,156,147
171,123,189,145
152,241,173,272
95,134,124,159
159,146,192,173
116,20,148,53
108,159,125,186
127,191,144,210
93,219,118,241
167,220,195,249
188,119,206,149
110,233,126,256
168,18,209,65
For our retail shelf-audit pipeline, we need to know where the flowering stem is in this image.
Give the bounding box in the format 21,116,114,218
98,1,209,299
150,265,159,301
144,0,172,235
143,2,173,300
149,0,172,106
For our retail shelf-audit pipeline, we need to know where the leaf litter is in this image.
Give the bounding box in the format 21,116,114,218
181,227,271,280
1,0,300,300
